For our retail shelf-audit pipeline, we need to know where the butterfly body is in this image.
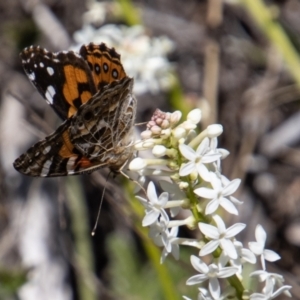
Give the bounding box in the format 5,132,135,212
14,43,136,177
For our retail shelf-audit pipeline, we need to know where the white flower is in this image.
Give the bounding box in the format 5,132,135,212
179,138,221,180
219,241,256,275
199,215,246,259
149,219,168,246
249,225,281,270
251,270,292,298
208,137,229,159
231,241,256,270
249,274,292,299
187,286,235,300
186,255,238,299
148,220,179,263
194,173,241,215
136,181,169,226
160,226,180,263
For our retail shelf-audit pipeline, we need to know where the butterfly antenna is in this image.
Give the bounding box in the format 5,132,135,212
134,121,147,126
119,168,147,194
91,171,111,236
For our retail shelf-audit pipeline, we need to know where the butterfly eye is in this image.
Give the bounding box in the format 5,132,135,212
83,110,93,121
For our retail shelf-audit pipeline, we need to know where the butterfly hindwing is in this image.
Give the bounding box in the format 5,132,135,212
79,43,127,90
13,117,106,176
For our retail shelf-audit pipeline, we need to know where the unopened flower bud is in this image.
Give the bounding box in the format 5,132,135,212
173,127,186,139
181,121,197,131
170,110,182,126
207,124,223,137
141,130,152,140
187,109,202,124
152,145,167,157
161,119,170,129
190,171,198,181
156,117,163,125
129,157,146,171
151,125,162,135
161,128,171,138
179,182,189,189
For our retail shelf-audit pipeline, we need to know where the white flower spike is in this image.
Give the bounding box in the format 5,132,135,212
128,107,291,299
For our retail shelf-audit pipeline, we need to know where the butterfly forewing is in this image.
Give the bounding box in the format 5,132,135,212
20,46,97,120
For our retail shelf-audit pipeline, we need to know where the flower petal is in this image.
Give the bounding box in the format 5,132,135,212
205,199,219,215
199,223,219,239
222,178,241,196
190,255,209,273
158,192,169,206
179,144,196,161
217,266,238,278
147,181,158,203
213,215,226,234
208,277,220,300
201,153,222,164
219,198,238,215
220,239,237,259
263,249,280,262
225,223,246,238
249,242,264,255
241,248,257,264
200,240,220,256
196,137,209,155
179,162,195,176
194,187,217,199
196,164,211,181
255,224,267,245
142,210,160,226
186,274,208,285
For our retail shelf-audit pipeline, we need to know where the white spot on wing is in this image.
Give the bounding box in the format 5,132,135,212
28,72,35,81
66,157,76,171
47,67,54,76
40,62,44,68
41,159,52,176
43,145,51,154
45,86,55,104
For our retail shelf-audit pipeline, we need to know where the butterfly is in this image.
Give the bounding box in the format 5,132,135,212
13,43,137,177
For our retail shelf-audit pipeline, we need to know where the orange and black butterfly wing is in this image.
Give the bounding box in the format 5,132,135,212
20,46,97,120
79,43,127,90
13,118,105,177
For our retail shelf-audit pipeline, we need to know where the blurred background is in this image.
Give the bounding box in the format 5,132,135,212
0,0,300,299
